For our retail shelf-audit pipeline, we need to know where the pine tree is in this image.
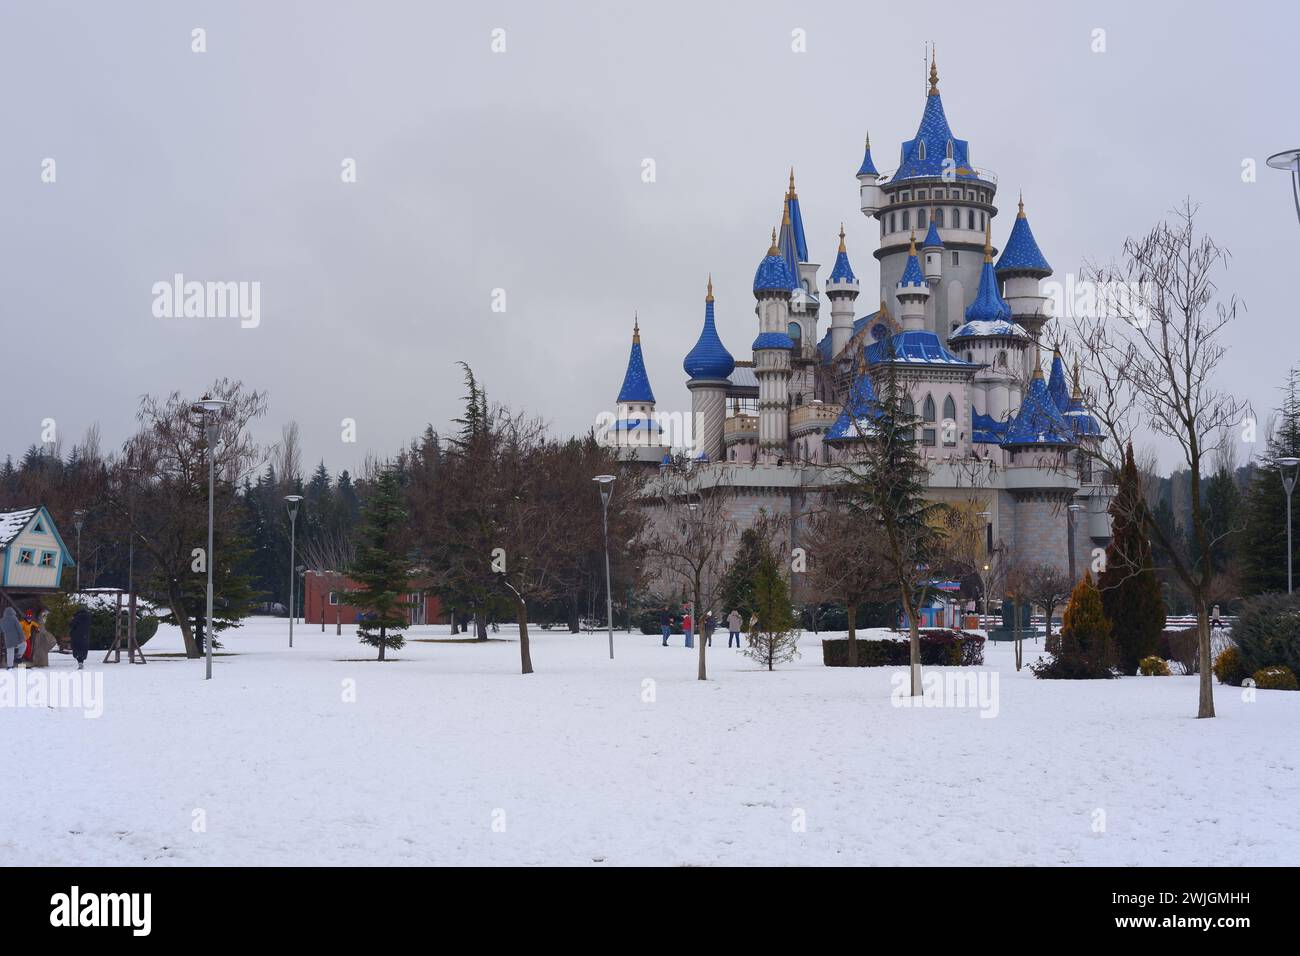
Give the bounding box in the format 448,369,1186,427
1033,571,1117,679
1241,367,1300,596
346,467,413,661
745,545,800,670
719,525,768,623
1099,443,1166,673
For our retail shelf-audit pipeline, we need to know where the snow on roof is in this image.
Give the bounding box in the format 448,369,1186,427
0,508,38,548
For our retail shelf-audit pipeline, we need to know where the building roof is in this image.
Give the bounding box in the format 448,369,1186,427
828,224,856,283
825,371,881,442
816,313,876,363
899,245,926,288
866,329,978,367
949,319,1028,341
995,198,1052,277
893,54,978,183
753,331,796,351
0,508,38,548
616,319,656,404
963,261,1013,324
856,134,879,177
785,171,809,263
922,218,944,249
1002,368,1076,447
972,410,1010,445
683,279,736,381
753,229,797,293
1046,350,1070,411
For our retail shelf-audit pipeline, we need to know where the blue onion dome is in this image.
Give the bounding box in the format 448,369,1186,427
753,227,796,293
616,315,656,403
1046,348,1070,411
963,223,1013,323
899,233,926,288
828,224,856,283
922,215,943,249
683,276,736,381
1002,357,1076,447
995,194,1052,277
856,132,879,177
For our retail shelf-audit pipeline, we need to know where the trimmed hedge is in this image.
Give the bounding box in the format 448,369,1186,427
1252,665,1298,691
1212,646,1249,686
1138,655,1171,676
822,629,985,667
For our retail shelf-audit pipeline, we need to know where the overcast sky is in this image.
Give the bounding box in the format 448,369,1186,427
3,0,1296,476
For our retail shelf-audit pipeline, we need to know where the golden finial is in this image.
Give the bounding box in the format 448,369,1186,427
908,230,917,256
1032,349,1044,380
768,228,779,255
788,167,797,198
633,312,640,343
864,131,871,150
983,220,993,263
928,44,939,96
1072,358,1082,399
1017,190,1026,219
706,273,714,302
782,201,791,226
838,222,847,253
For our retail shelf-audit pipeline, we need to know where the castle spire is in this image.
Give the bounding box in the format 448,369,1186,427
1072,358,1082,399
633,311,640,343
788,167,797,198
1032,348,1044,380
928,45,939,96
768,227,779,255
983,220,993,263
706,273,714,303
838,222,847,253
1018,190,1026,219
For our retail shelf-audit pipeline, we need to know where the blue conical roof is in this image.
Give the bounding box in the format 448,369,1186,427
996,199,1052,276
785,172,809,262
683,281,735,381
829,225,856,283
1002,366,1075,447
826,367,881,442
922,219,944,248
964,258,1013,324
753,229,797,293
856,135,878,177
895,58,977,182
899,243,926,288
1046,350,1070,410
617,320,655,404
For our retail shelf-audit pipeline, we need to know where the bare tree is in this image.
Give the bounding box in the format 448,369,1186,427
274,420,303,489
1069,200,1249,717
1020,563,1074,647
642,462,737,681
803,496,895,665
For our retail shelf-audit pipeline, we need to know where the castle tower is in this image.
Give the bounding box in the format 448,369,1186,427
856,133,884,216
996,193,1054,343
778,181,819,359
752,228,797,456
683,275,735,462
872,50,998,336
948,222,1029,422
613,315,660,446
922,214,944,286
826,223,860,360
895,233,931,332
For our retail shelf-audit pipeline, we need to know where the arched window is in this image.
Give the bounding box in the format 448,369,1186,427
917,141,926,161
923,395,936,422
997,351,1007,367
967,210,976,230
952,207,960,227
901,210,910,230
943,396,957,445
935,208,944,227
943,395,956,422
946,139,954,160
918,208,927,229
787,321,802,351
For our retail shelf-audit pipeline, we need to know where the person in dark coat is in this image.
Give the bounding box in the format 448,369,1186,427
1,607,27,669
69,606,92,670
659,608,672,647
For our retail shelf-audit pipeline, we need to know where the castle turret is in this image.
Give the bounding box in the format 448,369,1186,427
752,228,797,456
856,132,884,217
895,233,930,332
779,182,819,358
922,214,944,286
613,315,660,446
826,223,860,360
683,275,735,462
996,194,1053,342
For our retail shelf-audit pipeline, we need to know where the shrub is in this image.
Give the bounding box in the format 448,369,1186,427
1032,572,1118,680
1157,628,1201,675
1212,646,1248,686
1251,665,1298,691
1138,655,1170,676
1233,592,1300,675
822,630,984,667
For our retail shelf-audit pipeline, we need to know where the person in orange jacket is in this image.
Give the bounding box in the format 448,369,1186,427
21,610,37,662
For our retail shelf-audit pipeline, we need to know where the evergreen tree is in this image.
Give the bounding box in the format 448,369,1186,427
718,525,768,623
346,467,413,660
745,544,799,670
1241,367,1300,596
1099,443,1166,673
1032,571,1117,679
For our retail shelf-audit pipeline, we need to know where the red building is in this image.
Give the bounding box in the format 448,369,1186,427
303,570,441,626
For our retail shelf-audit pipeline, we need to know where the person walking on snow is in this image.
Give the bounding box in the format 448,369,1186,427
727,609,743,648
703,612,715,647
21,610,37,662
659,607,672,646
29,610,56,668
683,609,694,650
1,607,27,669
69,606,91,670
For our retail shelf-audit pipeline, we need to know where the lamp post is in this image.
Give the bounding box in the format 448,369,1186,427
1279,457,1300,594
285,495,303,647
72,510,85,592
593,475,616,660
1267,149,1300,226
976,510,992,627
191,396,230,680
1066,502,1085,582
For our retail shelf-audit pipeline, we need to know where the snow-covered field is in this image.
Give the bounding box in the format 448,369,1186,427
6,617,1297,866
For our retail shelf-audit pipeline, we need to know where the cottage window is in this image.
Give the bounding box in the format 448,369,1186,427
39,551,55,568
329,592,340,606
17,549,34,565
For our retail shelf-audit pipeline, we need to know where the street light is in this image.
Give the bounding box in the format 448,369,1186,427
72,510,85,592
1279,457,1300,594
285,495,304,647
976,510,992,626
1067,502,1085,582
191,396,231,680
593,475,616,660
1267,149,1300,226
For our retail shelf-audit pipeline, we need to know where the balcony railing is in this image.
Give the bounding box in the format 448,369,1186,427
876,166,998,187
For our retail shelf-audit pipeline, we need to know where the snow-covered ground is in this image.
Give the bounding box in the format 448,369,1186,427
6,617,1297,866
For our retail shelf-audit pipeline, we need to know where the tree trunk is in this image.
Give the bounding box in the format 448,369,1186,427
378,624,386,661
170,590,199,658
846,605,858,666
517,597,534,675
475,611,487,641
905,602,921,696
335,605,341,636
695,579,707,681
567,593,580,634
1196,598,1215,718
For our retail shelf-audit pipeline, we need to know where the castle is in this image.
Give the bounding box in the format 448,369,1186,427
606,53,1111,578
